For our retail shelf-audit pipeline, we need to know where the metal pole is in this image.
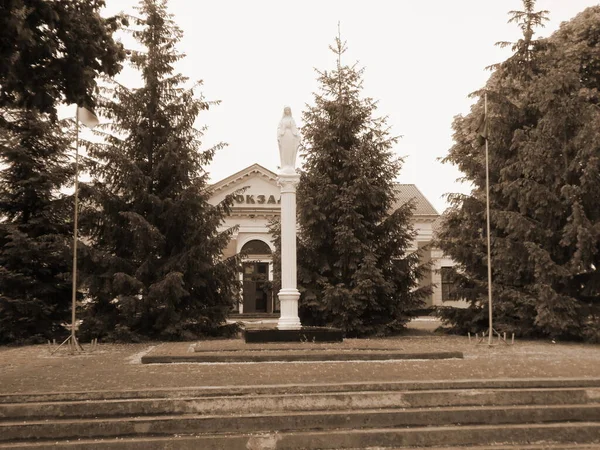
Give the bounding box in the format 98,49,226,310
71,108,80,345
484,92,493,345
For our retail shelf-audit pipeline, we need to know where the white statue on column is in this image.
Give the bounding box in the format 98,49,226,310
277,106,300,174
276,105,302,330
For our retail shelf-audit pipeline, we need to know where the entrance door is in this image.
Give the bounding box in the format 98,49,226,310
242,262,270,313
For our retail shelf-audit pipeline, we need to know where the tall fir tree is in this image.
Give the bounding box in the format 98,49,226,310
80,0,238,341
297,34,427,337
438,3,600,341
0,109,74,343
0,0,125,344
436,1,549,336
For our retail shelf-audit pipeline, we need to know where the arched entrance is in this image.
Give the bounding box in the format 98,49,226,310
240,239,274,313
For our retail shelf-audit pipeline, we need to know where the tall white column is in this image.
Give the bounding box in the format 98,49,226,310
277,173,301,330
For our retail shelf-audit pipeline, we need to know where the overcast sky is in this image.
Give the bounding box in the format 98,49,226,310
97,0,599,213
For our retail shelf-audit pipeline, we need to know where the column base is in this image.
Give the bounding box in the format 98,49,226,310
277,288,301,330
244,327,344,343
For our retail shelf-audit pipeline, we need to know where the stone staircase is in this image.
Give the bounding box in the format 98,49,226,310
0,378,599,449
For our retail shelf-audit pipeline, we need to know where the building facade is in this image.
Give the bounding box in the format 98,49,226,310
208,164,466,314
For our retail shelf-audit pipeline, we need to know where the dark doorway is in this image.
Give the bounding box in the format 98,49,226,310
240,239,274,314
242,262,270,313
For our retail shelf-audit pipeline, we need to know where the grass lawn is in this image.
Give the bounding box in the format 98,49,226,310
0,334,599,394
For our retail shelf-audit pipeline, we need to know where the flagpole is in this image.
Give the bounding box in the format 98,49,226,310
52,106,98,355
484,92,493,345
71,107,80,350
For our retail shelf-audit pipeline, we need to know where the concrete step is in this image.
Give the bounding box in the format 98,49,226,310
1,388,599,420
3,378,599,404
141,349,464,363
228,313,278,319
0,423,598,449
1,404,600,442
2,380,600,448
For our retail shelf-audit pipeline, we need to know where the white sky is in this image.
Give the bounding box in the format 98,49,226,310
97,0,600,213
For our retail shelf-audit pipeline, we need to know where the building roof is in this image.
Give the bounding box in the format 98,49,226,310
393,184,439,216
209,163,277,194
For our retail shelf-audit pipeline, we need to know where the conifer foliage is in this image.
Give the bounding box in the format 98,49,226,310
438,2,600,342
81,0,238,340
297,35,427,337
0,110,74,343
267,217,282,304
0,0,126,115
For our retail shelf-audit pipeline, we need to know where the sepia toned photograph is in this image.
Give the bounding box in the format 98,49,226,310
0,0,599,448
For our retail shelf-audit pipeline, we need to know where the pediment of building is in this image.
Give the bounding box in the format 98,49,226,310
209,164,281,212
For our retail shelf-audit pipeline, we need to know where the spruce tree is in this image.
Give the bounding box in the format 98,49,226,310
517,6,600,341
81,0,238,340
0,109,73,343
297,34,427,337
436,1,549,337
438,3,600,341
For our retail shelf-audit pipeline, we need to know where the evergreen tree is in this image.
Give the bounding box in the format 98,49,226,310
0,109,73,343
0,0,126,116
438,3,600,342
81,0,238,341
492,0,550,77
297,34,427,337
436,1,549,337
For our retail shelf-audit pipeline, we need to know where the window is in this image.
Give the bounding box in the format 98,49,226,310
241,239,271,256
441,266,459,301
